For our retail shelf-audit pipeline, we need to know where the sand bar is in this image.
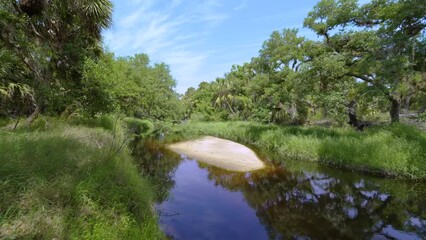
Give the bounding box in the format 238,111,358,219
167,136,265,172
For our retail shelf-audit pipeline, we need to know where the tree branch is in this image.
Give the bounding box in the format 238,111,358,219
12,0,46,40
348,73,390,96
349,73,374,84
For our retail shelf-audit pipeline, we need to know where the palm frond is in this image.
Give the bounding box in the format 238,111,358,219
80,0,113,29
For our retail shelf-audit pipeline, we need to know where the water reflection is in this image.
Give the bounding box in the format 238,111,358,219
132,140,183,203
134,140,426,240
203,165,426,239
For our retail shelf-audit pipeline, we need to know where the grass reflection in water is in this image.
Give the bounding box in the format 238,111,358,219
134,139,426,240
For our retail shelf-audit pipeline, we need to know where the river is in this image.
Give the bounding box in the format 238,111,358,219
133,139,426,240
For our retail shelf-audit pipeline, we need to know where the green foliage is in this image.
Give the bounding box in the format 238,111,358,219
124,118,154,136
0,0,114,116
0,124,164,239
81,53,184,120
420,112,426,122
184,0,425,125
182,82,227,121
171,121,426,179
80,54,118,115
67,115,121,132
182,29,359,125
0,80,35,117
304,0,426,122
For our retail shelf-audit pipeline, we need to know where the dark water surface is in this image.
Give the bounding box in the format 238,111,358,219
134,140,426,240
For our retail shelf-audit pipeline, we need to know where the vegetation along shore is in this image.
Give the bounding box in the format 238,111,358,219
169,121,426,180
1,0,425,238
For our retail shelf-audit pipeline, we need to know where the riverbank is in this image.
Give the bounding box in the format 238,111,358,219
170,121,426,180
0,117,164,239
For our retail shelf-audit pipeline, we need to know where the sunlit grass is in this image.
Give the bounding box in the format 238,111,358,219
171,121,426,179
0,123,164,239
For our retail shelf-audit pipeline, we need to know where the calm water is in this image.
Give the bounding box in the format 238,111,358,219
133,140,426,240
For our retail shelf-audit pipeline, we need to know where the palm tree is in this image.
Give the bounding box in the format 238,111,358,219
213,78,237,114
2,0,113,121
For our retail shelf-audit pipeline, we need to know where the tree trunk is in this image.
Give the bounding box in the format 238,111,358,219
390,98,401,123
226,100,235,114
26,104,40,126
322,108,328,119
404,95,411,112
290,101,298,122
13,116,21,130
270,108,276,123
347,100,359,127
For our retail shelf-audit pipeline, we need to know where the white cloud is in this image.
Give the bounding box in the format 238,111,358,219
162,50,209,93
119,9,142,27
194,0,228,25
104,0,231,93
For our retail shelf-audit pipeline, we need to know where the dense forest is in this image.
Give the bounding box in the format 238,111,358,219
1,0,426,239
184,0,426,126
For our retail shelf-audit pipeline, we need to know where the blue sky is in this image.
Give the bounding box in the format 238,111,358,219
102,0,329,93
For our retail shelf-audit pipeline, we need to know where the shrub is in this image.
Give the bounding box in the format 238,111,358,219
124,118,154,136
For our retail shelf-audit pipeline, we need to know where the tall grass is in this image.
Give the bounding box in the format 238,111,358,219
0,123,164,239
66,114,122,132
123,118,154,136
170,121,426,180
0,118,10,127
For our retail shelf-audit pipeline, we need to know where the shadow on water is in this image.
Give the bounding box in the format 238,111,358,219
132,139,183,203
133,139,426,240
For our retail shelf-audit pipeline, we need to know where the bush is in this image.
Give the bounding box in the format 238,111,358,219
124,118,154,136
67,114,122,131
419,112,426,122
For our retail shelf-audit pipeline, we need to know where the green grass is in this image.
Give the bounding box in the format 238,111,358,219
170,121,426,180
66,114,121,132
123,118,154,136
0,122,164,239
0,118,10,127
